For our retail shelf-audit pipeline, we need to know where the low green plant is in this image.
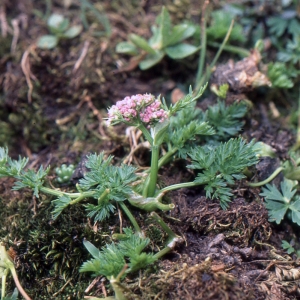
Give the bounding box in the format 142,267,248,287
277,36,300,65
0,87,259,220
37,13,83,49
281,239,300,257
260,178,300,225
80,220,181,299
267,62,295,89
116,6,199,70
206,9,245,44
80,228,157,277
249,99,300,226
282,240,296,255
200,99,248,141
266,9,300,45
0,86,259,298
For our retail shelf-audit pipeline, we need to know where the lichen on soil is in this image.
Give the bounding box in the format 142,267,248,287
1,1,300,300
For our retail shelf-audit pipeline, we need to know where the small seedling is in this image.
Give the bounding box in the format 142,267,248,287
281,240,296,255
116,6,199,70
37,13,82,49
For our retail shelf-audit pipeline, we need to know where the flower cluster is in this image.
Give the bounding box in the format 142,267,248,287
107,94,168,126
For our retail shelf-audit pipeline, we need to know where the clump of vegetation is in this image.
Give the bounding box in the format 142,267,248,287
116,6,199,69
0,85,259,297
3,0,300,299
281,239,300,256
37,13,82,49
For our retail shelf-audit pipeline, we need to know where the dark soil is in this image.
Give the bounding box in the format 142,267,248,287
1,1,300,300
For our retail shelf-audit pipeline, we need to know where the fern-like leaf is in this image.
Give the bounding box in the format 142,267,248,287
189,138,259,209
13,165,50,197
85,201,116,222
202,101,248,140
80,228,157,280
52,195,73,220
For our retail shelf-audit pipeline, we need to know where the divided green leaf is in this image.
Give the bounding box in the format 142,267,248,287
80,228,157,279
52,195,73,220
201,100,248,140
13,165,50,198
188,138,259,209
206,10,246,43
268,62,294,88
281,240,295,255
78,153,137,221
260,179,300,225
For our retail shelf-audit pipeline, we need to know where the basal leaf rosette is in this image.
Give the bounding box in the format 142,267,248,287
106,94,168,127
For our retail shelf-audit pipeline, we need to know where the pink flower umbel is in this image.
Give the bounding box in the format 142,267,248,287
107,94,168,126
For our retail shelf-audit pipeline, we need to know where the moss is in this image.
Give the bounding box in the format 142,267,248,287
0,193,111,298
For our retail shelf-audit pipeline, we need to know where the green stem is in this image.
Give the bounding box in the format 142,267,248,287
198,19,235,89
39,186,95,200
110,280,128,300
1,271,7,299
145,145,160,197
248,167,283,187
127,191,175,211
291,86,300,151
207,42,250,57
153,245,172,260
150,212,183,260
195,0,208,88
40,186,80,198
115,264,128,282
137,123,153,145
109,265,129,300
119,202,141,234
160,181,199,193
97,189,110,205
44,0,52,20
150,212,176,238
158,147,178,169
69,193,91,205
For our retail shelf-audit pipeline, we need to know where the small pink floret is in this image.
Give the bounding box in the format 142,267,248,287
107,93,168,126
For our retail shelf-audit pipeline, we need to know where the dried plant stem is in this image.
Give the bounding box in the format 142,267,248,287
11,269,32,300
